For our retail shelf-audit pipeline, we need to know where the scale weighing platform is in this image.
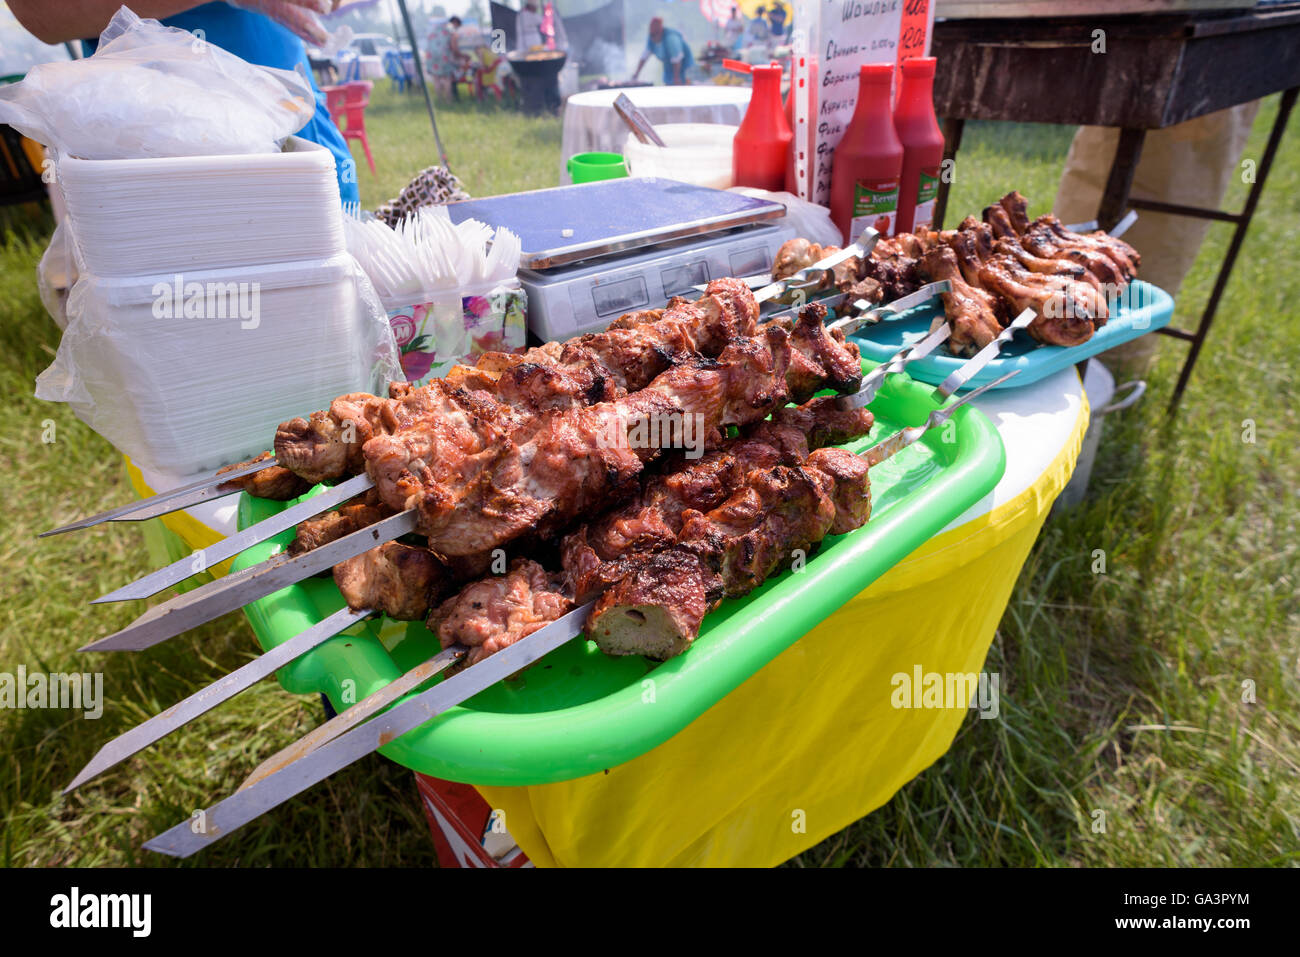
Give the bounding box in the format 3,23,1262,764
446,178,793,340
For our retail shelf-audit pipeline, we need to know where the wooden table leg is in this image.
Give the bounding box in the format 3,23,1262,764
933,117,964,230
1096,127,1146,231
1168,87,1299,410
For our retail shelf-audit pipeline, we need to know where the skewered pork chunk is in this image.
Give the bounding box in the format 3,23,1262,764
289,501,393,556
217,451,309,500
333,542,446,621
429,559,572,667
561,395,874,602
585,551,722,661
275,392,394,485
589,446,872,659
921,245,1004,356
268,281,761,490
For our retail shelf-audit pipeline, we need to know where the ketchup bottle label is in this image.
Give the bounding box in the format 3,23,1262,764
851,178,899,238
912,166,941,231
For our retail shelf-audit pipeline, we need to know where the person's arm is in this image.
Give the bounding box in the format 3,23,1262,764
672,59,682,84
633,50,649,79
8,0,199,44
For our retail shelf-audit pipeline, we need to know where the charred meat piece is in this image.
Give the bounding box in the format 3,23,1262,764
288,501,393,556
333,542,446,620
975,256,1100,346
275,392,392,485
1018,217,1129,288
562,394,873,603
589,446,872,659
920,245,1004,357
773,237,825,279
751,396,875,454
999,191,1032,234
217,451,309,500
430,559,572,668
588,550,722,661
806,447,871,534
677,464,837,598
1038,216,1140,280
983,202,1019,239
991,235,1101,292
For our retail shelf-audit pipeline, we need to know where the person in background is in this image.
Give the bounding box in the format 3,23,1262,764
427,15,470,100
515,0,544,53
632,17,693,86
767,3,788,38
8,1,361,206
749,5,770,44
1052,102,1262,380
723,6,745,54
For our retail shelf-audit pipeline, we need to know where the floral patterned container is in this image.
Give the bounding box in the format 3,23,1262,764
385,284,527,386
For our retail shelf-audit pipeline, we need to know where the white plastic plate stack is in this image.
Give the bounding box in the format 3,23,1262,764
38,137,402,479
56,137,346,276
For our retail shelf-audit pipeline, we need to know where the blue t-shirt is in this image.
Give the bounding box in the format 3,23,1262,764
645,28,694,85
83,2,358,204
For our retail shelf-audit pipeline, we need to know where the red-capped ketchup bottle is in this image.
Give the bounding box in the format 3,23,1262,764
732,64,792,192
829,63,903,244
894,56,944,235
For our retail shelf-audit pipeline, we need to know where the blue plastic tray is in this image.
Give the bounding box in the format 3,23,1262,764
850,280,1174,390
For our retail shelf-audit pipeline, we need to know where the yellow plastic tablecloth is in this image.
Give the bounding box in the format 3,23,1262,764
475,395,1090,867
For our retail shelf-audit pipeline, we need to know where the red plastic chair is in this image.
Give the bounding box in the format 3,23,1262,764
324,81,376,176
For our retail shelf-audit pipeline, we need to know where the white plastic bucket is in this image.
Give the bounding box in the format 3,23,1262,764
623,124,737,189
1057,361,1146,508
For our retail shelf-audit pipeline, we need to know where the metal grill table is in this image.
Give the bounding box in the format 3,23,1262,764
929,2,1300,408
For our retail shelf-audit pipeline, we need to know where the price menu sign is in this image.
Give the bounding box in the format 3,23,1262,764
789,0,933,205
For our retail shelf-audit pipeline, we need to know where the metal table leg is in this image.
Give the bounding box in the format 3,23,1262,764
1163,87,1298,410
933,117,964,230
1097,127,1146,231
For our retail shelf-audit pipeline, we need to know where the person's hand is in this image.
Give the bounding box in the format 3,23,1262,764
231,0,332,46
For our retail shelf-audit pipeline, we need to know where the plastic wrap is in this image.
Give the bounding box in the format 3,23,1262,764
37,220,79,330
35,254,402,477
0,7,314,159
729,187,843,248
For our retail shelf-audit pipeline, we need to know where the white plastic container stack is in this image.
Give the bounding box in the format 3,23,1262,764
57,138,346,276
37,137,401,478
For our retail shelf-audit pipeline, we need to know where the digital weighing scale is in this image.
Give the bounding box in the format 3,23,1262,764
445,178,793,341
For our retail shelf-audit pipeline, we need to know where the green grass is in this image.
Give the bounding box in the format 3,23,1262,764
1,86,1297,867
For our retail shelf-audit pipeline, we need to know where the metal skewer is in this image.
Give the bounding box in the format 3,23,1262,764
141,371,1014,858
64,606,373,791
40,456,279,537
142,600,596,858
752,229,881,304
932,307,1037,399
80,509,417,653
92,473,375,605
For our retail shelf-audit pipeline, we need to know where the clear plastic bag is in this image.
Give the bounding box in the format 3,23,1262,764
728,187,843,249
38,220,79,330
0,7,315,159
35,254,403,476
